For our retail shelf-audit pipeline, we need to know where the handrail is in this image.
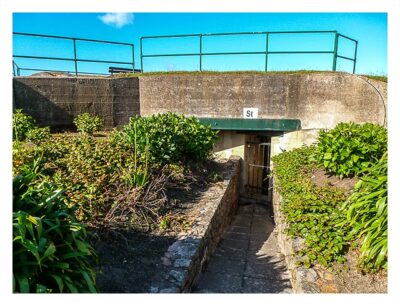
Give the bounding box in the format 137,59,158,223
12,32,135,76
140,30,358,73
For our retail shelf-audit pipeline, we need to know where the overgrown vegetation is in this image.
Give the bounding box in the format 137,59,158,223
344,152,387,272
13,163,97,293
272,146,350,268
73,113,103,135
113,112,218,164
314,122,387,178
13,109,50,144
272,122,388,272
13,110,218,292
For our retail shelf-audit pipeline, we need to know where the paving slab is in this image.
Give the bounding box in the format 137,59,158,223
194,272,243,293
192,203,292,293
219,238,249,250
223,231,250,241
205,257,245,276
242,276,292,293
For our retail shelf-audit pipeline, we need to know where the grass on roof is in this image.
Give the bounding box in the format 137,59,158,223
111,70,387,82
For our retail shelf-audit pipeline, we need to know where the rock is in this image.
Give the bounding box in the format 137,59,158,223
321,283,339,293
159,287,179,293
168,269,186,283
162,257,172,266
301,282,321,293
323,271,335,281
149,286,159,293
292,238,305,252
306,269,318,282
173,258,191,268
296,267,308,279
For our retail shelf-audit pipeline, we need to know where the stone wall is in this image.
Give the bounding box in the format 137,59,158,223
13,77,140,129
272,187,341,293
149,156,241,293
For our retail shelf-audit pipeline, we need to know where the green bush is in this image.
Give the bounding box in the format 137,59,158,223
272,146,350,268
73,113,103,135
113,112,218,164
26,126,51,144
13,133,151,223
314,122,387,178
13,109,36,142
13,164,98,293
344,152,387,272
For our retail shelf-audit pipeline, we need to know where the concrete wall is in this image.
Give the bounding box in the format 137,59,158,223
13,77,140,129
139,72,387,130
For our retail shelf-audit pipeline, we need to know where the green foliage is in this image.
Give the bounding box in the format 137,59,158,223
13,133,153,224
13,163,97,293
73,113,103,135
272,146,350,268
13,109,36,142
344,152,387,272
26,127,51,144
314,122,387,178
113,112,218,164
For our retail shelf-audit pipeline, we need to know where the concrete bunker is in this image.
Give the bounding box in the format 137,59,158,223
13,71,387,201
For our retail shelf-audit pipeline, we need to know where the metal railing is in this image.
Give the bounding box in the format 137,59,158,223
140,30,358,73
13,32,135,76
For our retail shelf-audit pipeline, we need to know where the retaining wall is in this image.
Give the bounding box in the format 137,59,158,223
149,156,241,293
273,188,341,293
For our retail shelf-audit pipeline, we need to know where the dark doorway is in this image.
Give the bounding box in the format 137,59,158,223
244,134,271,197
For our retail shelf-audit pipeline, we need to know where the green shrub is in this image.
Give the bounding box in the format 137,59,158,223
272,146,350,268
26,126,51,144
314,122,387,178
13,109,36,142
13,164,98,293
113,112,218,164
344,152,387,272
73,113,103,135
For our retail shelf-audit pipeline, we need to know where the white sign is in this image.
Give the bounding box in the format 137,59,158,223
243,108,258,119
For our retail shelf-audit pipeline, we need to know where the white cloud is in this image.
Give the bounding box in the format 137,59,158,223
98,13,134,28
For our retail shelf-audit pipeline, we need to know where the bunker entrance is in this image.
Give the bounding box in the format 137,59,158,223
244,134,271,197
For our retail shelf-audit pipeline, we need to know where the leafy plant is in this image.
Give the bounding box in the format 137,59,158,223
13,163,98,293
13,109,36,142
26,126,51,144
313,122,387,178
113,112,218,164
73,113,103,135
272,146,350,268
343,152,388,272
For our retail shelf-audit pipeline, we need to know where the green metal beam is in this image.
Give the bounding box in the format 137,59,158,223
198,118,301,132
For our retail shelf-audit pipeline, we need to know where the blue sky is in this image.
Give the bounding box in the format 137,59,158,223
13,13,387,75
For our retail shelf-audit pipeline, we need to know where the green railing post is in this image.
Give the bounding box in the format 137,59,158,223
12,61,16,76
353,41,358,74
265,32,269,72
72,38,78,76
199,34,203,71
332,32,339,71
140,37,144,72
131,44,135,71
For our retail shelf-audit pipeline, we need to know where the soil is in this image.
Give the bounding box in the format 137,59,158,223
310,168,359,195
309,167,387,293
333,249,387,293
90,159,228,293
313,248,387,293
